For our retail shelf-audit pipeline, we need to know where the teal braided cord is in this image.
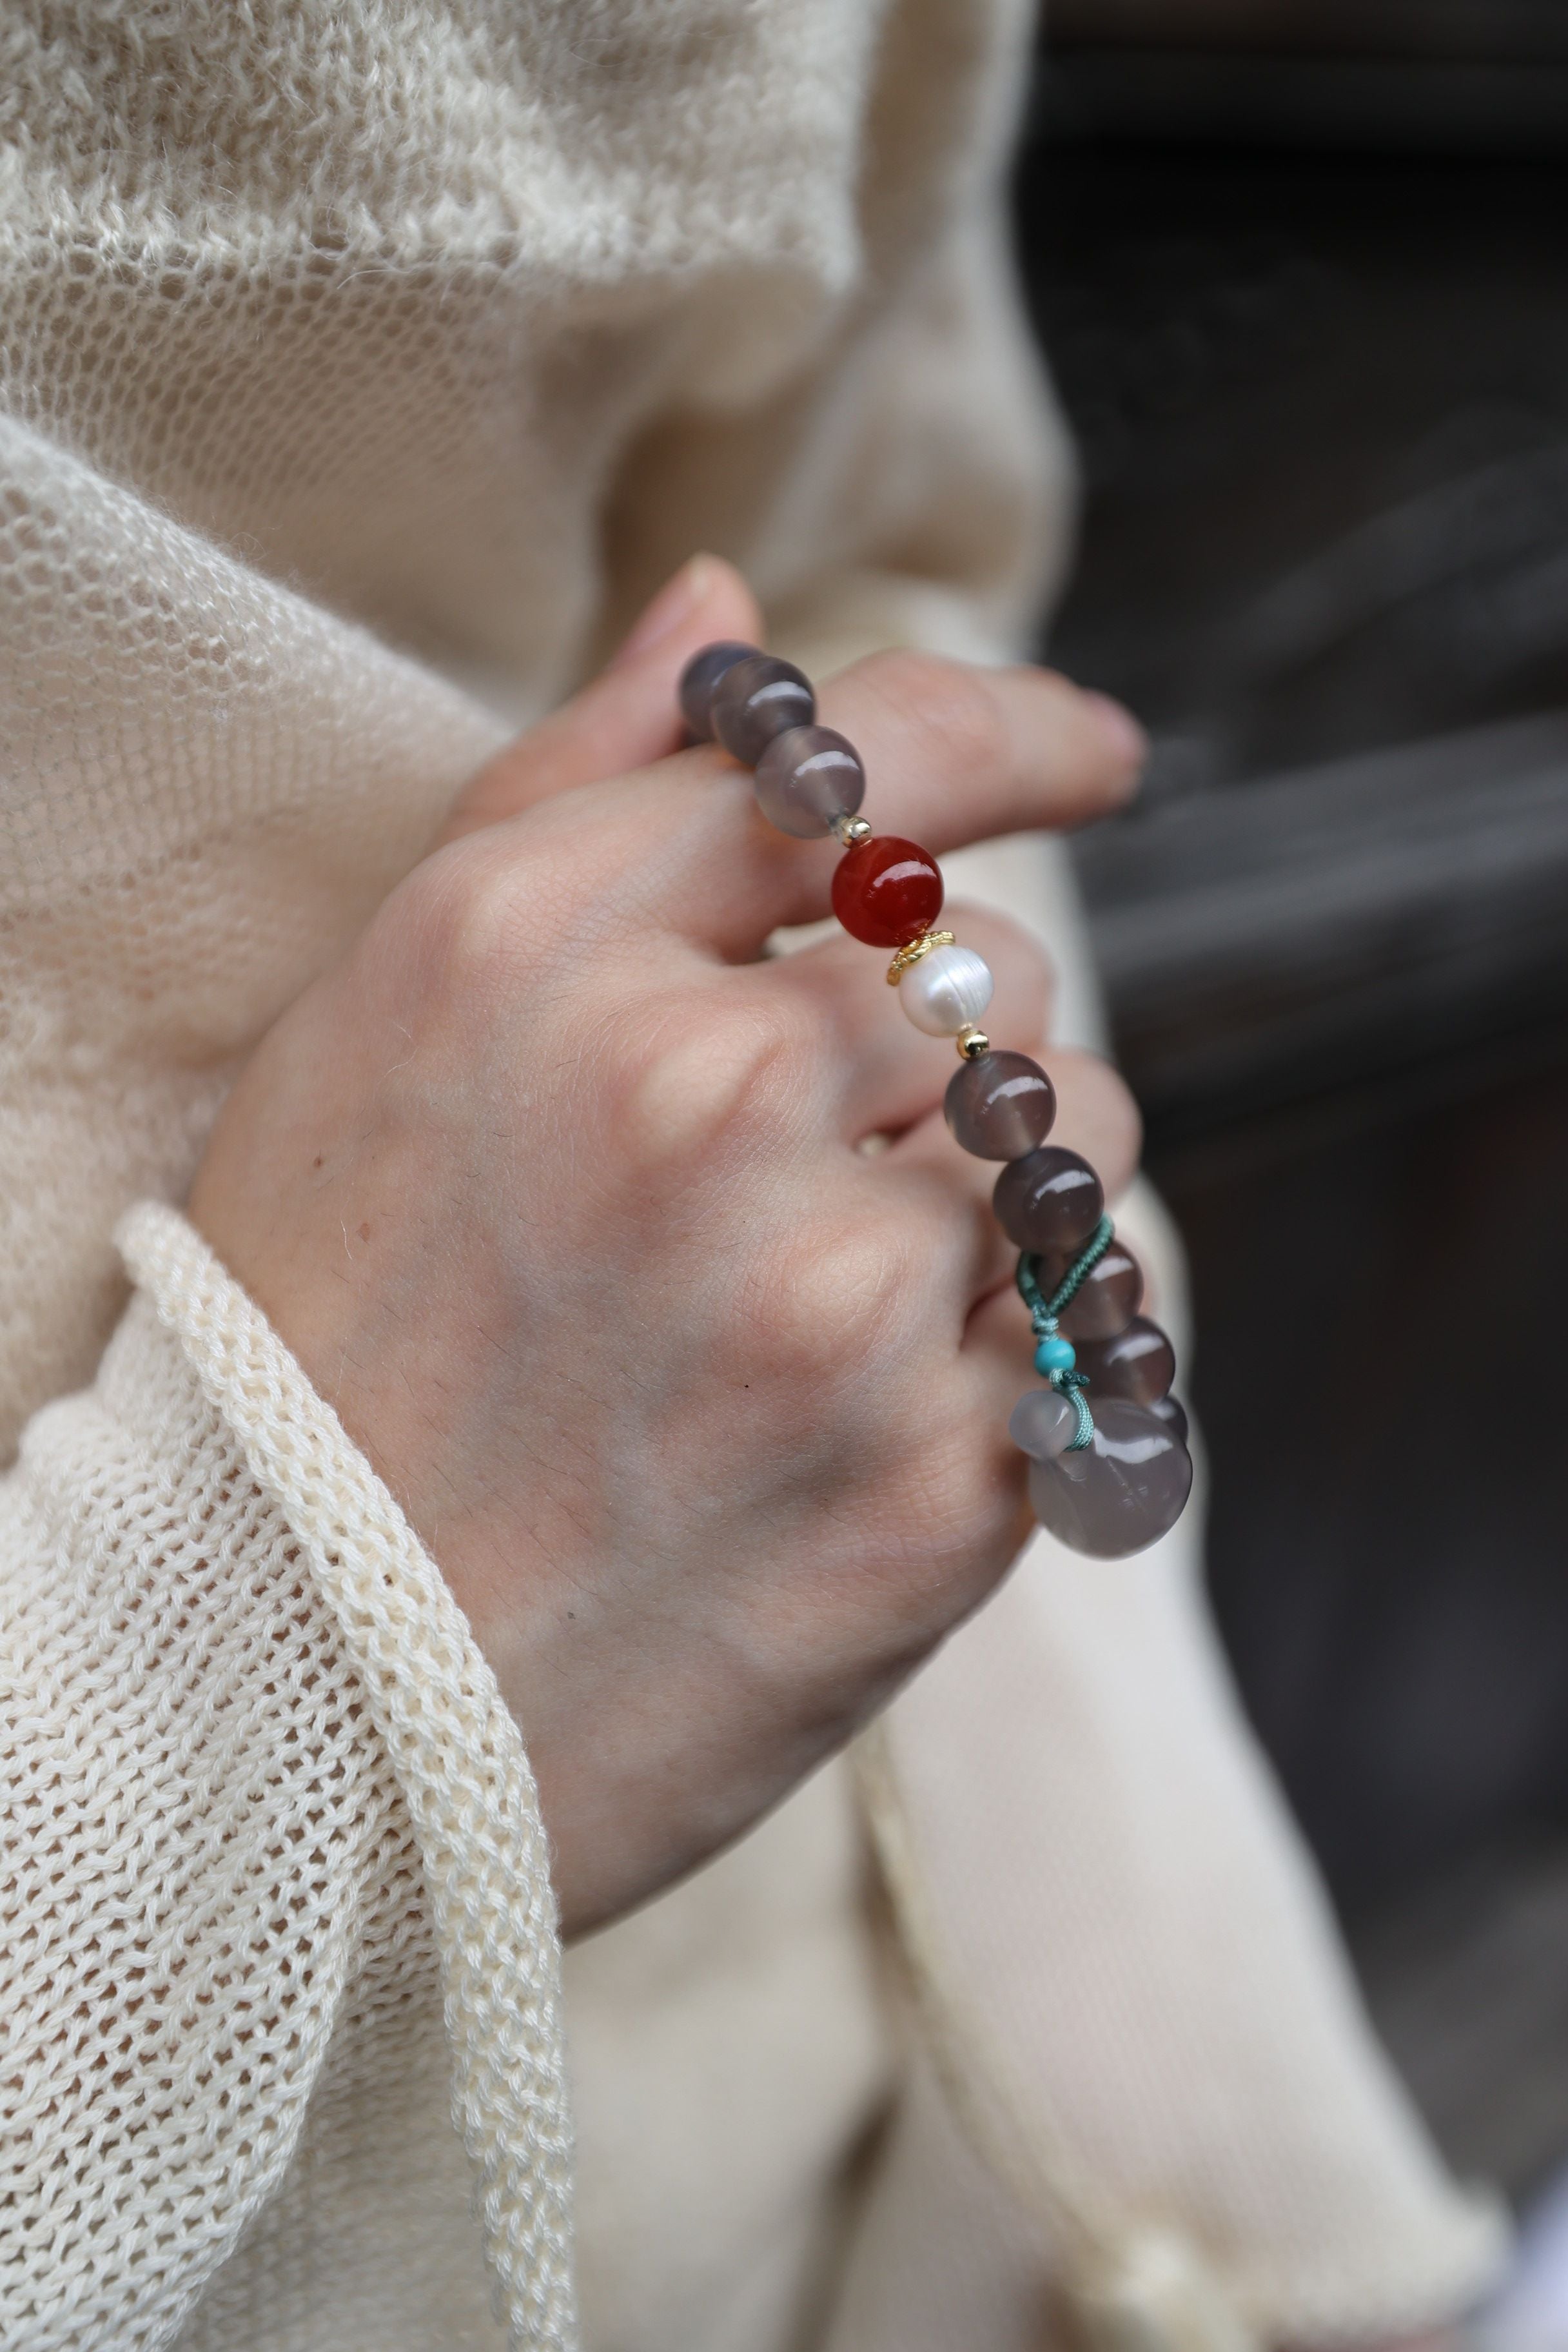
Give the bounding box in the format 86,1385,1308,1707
1015,1215,1115,1453
1045,1213,1115,1317
1014,1214,1115,1323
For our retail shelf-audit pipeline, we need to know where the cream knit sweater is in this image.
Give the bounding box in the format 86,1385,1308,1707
0,6,1506,2348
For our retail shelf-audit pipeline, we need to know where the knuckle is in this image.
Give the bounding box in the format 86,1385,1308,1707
401,837,536,1001
615,987,819,1165
749,1216,917,1383
856,649,1008,781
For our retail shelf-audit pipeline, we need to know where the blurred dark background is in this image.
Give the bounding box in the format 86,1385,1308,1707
1014,0,1568,2208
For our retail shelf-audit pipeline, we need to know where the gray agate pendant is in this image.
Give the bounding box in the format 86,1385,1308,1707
1026,1398,1193,1558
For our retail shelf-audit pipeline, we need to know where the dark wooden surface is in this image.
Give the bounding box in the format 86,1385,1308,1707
1356,1839,1568,2200
1012,55,1568,2195
1041,1,1568,153
1079,712,1568,1148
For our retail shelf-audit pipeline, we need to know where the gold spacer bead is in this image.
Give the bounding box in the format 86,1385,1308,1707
885,928,956,986
957,1026,990,1061
833,814,873,847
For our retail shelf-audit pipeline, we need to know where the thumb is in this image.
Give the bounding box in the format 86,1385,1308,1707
441,554,764,843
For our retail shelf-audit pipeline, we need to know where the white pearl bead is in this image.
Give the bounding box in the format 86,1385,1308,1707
899,943,995,1035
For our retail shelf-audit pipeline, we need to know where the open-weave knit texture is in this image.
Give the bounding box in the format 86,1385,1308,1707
0,411,506,1461
0,1287,418,2348
0,4,1508,2346
1,1207,574,2351
0,0,1060,688
121,1204,576,2347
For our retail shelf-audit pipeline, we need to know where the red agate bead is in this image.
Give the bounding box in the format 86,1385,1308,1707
831,836,943,948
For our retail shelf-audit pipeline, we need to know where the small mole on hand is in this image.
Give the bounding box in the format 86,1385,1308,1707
312,1155,324,1170
357,1221,371,1243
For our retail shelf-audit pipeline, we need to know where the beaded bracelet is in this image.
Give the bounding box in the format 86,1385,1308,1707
681,642,1193,1560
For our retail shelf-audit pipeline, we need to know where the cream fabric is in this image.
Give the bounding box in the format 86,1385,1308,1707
848,1177,1503,2347
0,4,1505,2347
2,1204,571,2350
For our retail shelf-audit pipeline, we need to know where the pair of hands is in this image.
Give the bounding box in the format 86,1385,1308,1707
190,556,1146,1937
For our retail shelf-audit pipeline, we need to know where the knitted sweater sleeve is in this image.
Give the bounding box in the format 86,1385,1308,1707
0,1204,575,2352
600,0,1072,680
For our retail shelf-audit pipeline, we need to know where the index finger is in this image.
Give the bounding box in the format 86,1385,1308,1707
599,649,1145,959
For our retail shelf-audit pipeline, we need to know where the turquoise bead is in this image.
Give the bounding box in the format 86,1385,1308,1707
1034,1333,1077,1377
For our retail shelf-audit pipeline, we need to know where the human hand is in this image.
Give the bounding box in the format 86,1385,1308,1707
189,556,1145,1935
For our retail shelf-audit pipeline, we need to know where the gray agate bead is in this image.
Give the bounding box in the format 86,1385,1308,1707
754,725,865,838
993,1145,1104,1255
1075,1315,1175,1406
1055,1237,1142,1341
712,654,815,763
944,1050,1056,1161
1008,1387,1079,1462
1027,1398,1193,1558
1146,1392,1189,1444
679,641,758,740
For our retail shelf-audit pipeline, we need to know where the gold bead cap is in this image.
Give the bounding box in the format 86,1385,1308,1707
885,928,956,986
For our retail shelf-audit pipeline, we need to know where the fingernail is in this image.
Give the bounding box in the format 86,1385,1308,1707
611,554,714,666
1082,691,1148,783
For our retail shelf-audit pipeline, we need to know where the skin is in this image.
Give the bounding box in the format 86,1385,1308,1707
191,554,1152,1937
190,562,1477,2346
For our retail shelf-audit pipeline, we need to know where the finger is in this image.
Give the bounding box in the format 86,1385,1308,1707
594,649,1144,957
891,1049,1141,1215
823,651,1145,840
764,901,1054,1143
950,1282,1041,1447
873,1047,1144,1322
440,554,765,844
835,1133,1021,1347
1047,1049,1144,1202
881,1141,1023,1321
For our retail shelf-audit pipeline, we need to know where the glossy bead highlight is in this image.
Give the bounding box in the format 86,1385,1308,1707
712,653,815,763
899,943,994,1036
1057,1239,1142,1341
993,1146,1104,1255
944,1050,1056,1161
754,725,865,838
1146,1393,1190,1444
1031,1237,1142,1340
1028,1398,1193,1557
678,640,759,740
831,836,944,948
1009,1388,1079,1461
1075,1316,1176,1406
